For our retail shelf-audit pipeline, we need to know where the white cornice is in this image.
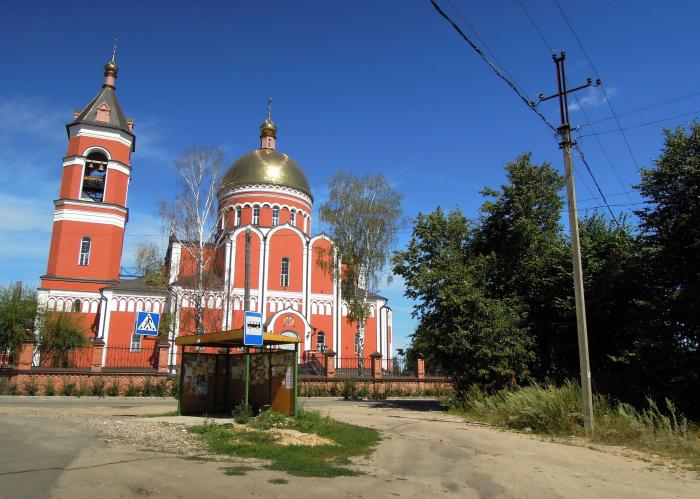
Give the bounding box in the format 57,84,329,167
54,208,126,228
219,184,312,206
54,199,128,214
69,124,133,148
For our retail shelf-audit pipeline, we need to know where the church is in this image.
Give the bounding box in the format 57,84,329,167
37,55,393,370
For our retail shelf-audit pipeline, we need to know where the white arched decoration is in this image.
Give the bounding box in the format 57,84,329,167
48,298,56,310
119,298,127,311
264,307,313,351
278,331,298,350
269,300,277,313
325,303,332,315
233,297,241,310
82,145,112,161
311,302,318,315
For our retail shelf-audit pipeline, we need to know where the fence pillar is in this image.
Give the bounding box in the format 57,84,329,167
17,339,36,371
417,358,425,379
157,339,170,374
90,338,104,372
324,350,336,379
370,351,382,379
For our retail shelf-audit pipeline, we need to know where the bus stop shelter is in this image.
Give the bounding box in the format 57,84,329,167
174,329,301,416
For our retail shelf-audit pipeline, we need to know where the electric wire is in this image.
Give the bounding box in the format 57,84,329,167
429,0,558,135
513,0,626,219
577,90,700,128
553,0,642,172
577,109,700,138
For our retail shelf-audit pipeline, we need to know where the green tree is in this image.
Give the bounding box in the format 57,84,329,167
475,154,572,379
393,208,535,393
36,312,88,368
0,283,37,358
319,171,403,371
634,123,700,411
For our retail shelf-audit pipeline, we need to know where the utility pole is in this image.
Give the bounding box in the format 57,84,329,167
539,51,599,432
244,227,251,312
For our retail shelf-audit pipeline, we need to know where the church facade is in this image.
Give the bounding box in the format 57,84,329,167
37,56,393,369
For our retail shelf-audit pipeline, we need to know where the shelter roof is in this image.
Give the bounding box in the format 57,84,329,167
175,329,302,348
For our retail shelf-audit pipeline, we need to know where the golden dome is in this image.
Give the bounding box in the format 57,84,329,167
260,117,277,136
104,59,118,75
220,149,311,198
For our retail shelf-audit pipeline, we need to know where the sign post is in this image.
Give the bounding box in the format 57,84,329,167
135,311,161,336
243,311,263,346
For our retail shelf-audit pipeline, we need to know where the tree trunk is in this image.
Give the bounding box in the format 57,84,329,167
356,319,365,375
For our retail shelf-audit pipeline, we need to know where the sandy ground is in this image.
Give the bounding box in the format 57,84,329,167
0,397,698,498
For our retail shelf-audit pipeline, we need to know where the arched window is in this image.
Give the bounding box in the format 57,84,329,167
252,205,260,225
72,299,82,313
236,207,242,226
79,237,91,266
280,258,289,287
317,331,326,351
272,206,279,225
290,211,296,226
82,151,108,202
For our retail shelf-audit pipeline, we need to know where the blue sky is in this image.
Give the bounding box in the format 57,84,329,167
1,1,698,352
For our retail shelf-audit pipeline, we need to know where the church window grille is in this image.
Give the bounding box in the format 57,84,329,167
236,207,242,226
72,299,82,313
79,237,91,266
317,331,326,352
272,207,279,225
290,211,296,226
253,205,260,225
280,258,289,287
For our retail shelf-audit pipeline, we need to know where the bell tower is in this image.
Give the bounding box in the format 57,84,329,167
41,50,135,293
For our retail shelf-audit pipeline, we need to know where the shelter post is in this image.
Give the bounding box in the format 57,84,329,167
293,342,299,416
244,347,250,408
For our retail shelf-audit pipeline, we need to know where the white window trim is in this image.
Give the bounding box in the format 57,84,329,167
78,237,91,266
280,257,290,287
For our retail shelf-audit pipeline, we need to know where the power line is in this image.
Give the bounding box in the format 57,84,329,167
577,90,700,128
576,109,700,138
516,1,631,210
554,0,642,173
572,143,621,226
429,0,558,135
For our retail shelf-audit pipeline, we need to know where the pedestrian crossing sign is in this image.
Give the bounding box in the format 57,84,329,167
135,311,161,336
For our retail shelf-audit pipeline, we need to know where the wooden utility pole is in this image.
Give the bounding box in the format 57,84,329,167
539,51,599,432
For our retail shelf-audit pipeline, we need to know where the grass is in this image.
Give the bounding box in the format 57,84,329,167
451,380,700,469
188,407,380,477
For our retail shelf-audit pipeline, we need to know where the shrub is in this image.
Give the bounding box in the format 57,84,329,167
106,379,120,396
232,402,253,424
124,378,140,397
168,377,179,398
6,382,20,395
23,377,39,396
153,378,168,397
357,384,370,399
341,378,358,400
91,378,106,397
76,378,91,397
61,378,77,396
142,377,155,397
44,378,56,396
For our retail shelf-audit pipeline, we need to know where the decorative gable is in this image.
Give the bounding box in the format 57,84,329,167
95,101,111,123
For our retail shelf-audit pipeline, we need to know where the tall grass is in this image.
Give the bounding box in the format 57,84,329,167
452,381,699,468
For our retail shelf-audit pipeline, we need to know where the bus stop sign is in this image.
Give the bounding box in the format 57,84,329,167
244,311,263,346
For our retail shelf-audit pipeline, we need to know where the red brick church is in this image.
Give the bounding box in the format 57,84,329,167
37,55,393,370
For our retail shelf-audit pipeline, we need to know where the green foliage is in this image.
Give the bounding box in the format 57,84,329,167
232,402,253,423
142,377,155,396
106,379,120,396
91,378,106,397
23,377,39,396
37,312,88,368
77,378,90,397
0,283,37,358
125,378,140,397
189,407,379,477
249,410,291,430
168,376,179,398
61,378,77,396
152,377,169,397
341,378,359,400
44,378,55,396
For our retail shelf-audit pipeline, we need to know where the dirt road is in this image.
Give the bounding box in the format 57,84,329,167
0,396,697,498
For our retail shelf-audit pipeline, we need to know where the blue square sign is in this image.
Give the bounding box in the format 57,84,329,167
135,311,161,336
244,311,263,346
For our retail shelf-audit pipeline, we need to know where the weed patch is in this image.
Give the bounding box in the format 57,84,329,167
189,408,379,477
452,381,700,469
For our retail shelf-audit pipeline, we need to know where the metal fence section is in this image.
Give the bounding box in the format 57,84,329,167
103,344,157,370
424,359,446,378
336,357,373,378
37,347,92,369
383,357,417,378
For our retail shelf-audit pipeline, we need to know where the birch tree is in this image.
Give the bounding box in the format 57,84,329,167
160,146,225,335
319,171,403,372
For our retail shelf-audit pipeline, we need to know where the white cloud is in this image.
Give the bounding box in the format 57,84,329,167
568,86,617,112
